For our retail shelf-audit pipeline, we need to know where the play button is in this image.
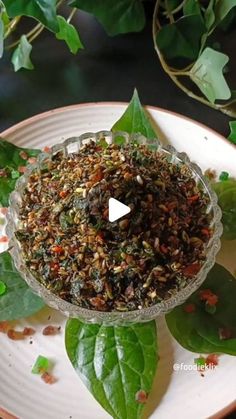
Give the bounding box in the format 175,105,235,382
108,198,131,222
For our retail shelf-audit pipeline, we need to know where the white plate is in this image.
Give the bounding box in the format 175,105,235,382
0,103,236,419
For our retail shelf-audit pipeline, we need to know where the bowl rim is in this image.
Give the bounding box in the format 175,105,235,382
6,130,223,322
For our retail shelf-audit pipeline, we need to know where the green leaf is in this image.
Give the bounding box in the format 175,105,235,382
190,47,231,103
228,120,236,144
69,0,145,36
11,35,34,71
212,178,236,240
166,264,236,355
65,319,158,419
0,17,4,58
55,16,83,54
183,0,201,16
156,14,206,60
0,138,40,206
204,0,216,29
0,251,45,321
214,0,236,26
112,89,157,139
4,0,58,32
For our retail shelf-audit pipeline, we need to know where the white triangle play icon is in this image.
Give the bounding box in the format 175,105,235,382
108,198,131,222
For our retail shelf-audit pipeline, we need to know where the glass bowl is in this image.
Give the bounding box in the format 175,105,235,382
6,131,223,325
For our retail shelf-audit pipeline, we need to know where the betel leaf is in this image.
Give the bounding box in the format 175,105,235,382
0,251,45,321
69,0,145,36
65,319,158,419
190,47,231,103
112,89,157,139
0,138,40,206
212,178,236,240
156,14,206,61
4,0,58,32
55,16,83,54
0,17,4,58
166,264,236,355
11,35,34,71
228,120,236,144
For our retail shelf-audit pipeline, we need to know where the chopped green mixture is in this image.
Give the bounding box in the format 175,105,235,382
16,141,213,311
0,280,7,296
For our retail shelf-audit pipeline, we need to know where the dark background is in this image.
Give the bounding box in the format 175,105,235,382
0,6,232,136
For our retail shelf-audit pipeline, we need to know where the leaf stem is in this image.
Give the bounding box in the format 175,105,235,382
164,0,174,23
163,0,186,16
67,8,77,23
4,16,21,39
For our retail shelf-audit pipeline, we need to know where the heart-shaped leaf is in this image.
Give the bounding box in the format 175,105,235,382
0,251,45,321
112,89,157,139
166,264,236,355
212,178,236,240
65,319,158,419
69,0,145,36
190,47,231,103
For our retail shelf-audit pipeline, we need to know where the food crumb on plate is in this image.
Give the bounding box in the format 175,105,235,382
42,325,61,336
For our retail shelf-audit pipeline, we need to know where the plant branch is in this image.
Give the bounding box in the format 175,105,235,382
152,0,236,117
4,16,21,39
164,0,174,23
67,8,77,23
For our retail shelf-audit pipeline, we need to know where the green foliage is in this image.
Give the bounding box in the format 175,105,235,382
156,15,205,61
11,35,33,71
228,120,236,144
190,47,231,103
154,0,236,116
69,0,146,36
212,178,236,240
0,138,40,206
0,251,44,321
56,16,83,54
112,89,157,139
4,0,58,32
65,319,158,419
166,264,236,355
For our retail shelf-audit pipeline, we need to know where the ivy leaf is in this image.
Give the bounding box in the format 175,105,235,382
0,138,40,206
0,251,45,321
0,18,4,58
156,14,206,60
212,178,236,240
166,264,236,355
183,0,201,16
214,0,236,26
55,16,83,54
112,89,157,139
190,47,231,103
69,0,145,36
228,120,236,144
11,35,34,71
4,0,58,32
65,319,158,419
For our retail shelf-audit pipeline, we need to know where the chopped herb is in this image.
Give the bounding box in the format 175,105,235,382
32,355,50,374
219,171,229,181
16,141,213,312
